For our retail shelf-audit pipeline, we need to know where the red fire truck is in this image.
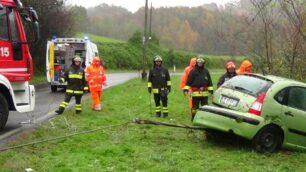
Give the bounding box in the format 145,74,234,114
0,0,39,130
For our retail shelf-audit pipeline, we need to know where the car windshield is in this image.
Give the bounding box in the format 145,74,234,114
221,75,273,97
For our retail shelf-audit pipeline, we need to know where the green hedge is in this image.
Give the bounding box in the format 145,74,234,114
97,42,242,70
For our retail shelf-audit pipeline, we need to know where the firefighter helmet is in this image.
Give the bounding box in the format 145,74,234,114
73,55,82,62
196,57,205,63
154,55,162,62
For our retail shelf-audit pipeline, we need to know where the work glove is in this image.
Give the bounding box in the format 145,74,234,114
167,86,171,93
148,87,152,94
59,78,64,83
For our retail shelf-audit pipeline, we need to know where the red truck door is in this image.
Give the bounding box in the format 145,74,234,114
0,5,32,82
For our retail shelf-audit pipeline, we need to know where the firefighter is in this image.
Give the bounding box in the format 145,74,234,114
184,57,213,121
85,57,107,111
217,61,237,88
55,55,87,114
180,57,196,108
148,55,171,117
236,59,253,75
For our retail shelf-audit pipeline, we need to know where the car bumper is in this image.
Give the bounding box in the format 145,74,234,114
50,81,67,86
193,105,265,140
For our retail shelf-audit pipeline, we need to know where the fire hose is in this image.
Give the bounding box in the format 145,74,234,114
0,118,205,152
132,118,206,131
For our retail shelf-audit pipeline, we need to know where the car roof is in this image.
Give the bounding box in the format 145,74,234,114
243,73,306,86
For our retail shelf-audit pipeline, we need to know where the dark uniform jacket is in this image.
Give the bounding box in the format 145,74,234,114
148,66,171,91
217,72,237,88
186,65,213,91
61,64,86,94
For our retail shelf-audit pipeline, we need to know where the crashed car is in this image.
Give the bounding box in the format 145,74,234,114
193,73,306,152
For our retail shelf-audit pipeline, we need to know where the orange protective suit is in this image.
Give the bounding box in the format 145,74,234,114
180,58,196,108
85,57,106,111
237,60,253,75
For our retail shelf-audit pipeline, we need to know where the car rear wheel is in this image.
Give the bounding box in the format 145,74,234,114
253,126,282,153
0,93,9,130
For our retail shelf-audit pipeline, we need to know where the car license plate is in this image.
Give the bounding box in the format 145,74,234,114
220,96,239,107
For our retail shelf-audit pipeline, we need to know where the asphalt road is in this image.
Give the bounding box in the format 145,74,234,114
0,73,139,145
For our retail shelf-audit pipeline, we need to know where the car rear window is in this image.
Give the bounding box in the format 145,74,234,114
221,75,273,97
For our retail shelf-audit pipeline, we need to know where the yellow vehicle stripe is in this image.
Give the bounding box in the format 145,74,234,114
49,42,54,80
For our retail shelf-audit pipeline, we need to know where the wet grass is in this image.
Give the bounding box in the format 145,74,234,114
0,73,306,171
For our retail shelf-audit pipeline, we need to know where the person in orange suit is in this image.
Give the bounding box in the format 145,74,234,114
85,57,107,111
236,60,253,75
180,57,196,108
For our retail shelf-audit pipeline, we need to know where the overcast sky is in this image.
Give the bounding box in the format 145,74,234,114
67,0,237,12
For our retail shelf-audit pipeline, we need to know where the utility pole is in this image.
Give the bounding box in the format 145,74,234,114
141,0,149,80
149,2,153,38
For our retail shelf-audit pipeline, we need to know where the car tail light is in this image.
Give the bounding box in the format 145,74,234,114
248,92,267,116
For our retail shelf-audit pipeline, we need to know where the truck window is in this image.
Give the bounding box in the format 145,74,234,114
0,7,8,41
8,8,22,60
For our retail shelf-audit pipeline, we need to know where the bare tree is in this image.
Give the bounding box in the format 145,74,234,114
278,0,306,78
249,0,276,73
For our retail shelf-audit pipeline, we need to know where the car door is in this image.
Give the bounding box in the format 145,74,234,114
281,86,306,147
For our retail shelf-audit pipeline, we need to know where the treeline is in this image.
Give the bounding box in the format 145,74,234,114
22,0,306,81
22,0,77,72
83,3,231,54
91,32,234,70
76,0,306,80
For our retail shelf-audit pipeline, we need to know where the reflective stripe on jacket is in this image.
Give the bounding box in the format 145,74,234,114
61,64,86,95
180,58,196,90
185,65,213,97
147,66,171,89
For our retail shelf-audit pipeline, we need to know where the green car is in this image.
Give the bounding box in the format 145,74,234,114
193,74,306,152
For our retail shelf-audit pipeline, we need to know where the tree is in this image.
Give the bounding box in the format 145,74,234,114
278,0,306,78
22,0,76,72
69,5,89,32
247,0,306,79
177,20,199,51
128,30,143,47
249,0,276,73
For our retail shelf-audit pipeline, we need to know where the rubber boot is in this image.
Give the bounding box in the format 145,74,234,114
163,113,168,118
191,109,197,121
156,112,161,117
93,104,101,111
191,113,195,121
55,107,64,115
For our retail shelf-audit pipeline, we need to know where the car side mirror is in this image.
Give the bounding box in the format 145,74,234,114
29,8,40,42
29,8,38,22
32,20,40,42
13,0,23,9
20,7,40,43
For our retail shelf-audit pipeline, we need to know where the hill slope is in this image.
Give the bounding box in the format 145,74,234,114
77,33,241,70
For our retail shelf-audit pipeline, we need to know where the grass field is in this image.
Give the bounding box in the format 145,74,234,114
30,73,47,85
2,72,306,171
76,33,124,43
